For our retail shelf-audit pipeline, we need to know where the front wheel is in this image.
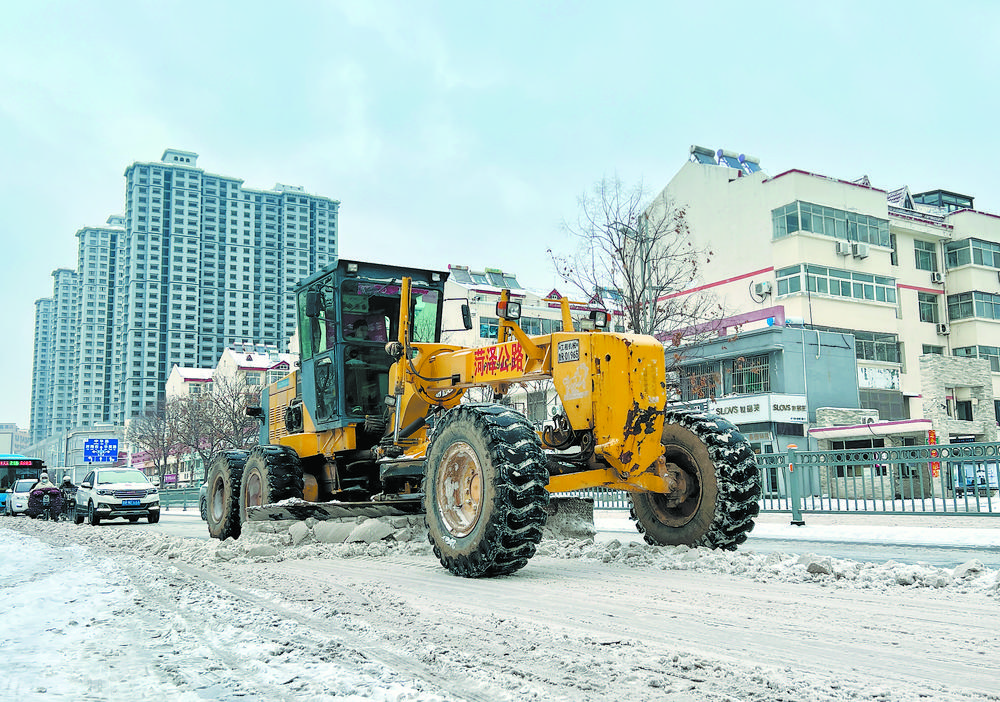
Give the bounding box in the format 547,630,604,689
631,409,760,551
74,503,84,524
88,502,101,526
206,450,249,540
148,510,159,524
424,404,550,578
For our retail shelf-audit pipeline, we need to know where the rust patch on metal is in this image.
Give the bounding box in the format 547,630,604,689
624,401,660,437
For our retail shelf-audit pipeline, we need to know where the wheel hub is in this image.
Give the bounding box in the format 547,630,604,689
436,441,483,537
245,471,263,509
210,477,225,522
650,447,702,527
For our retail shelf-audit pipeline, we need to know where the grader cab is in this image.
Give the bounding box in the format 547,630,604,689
205,259,760,577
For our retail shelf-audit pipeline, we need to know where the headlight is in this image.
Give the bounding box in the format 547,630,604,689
148,487,158,495
97,489,113,496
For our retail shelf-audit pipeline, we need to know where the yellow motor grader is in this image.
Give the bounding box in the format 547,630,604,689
205,259,760,577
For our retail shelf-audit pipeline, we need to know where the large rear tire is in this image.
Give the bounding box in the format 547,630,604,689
239,445,305,525
424,404,550,578
206,450,249,540
631,409,760,550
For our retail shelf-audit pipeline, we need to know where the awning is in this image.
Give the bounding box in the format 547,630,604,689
808,419,932,440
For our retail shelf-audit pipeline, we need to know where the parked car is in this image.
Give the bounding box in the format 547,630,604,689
199,482,208,521
74,468,160,525
5,479,36,516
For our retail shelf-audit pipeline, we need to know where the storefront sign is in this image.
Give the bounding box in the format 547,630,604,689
705,394,808,424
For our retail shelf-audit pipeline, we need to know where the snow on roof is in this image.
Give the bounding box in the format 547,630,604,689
886,186,914,209
221,347,297,371
174,367,214,382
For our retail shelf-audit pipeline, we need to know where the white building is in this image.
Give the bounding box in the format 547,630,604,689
654,145,1000,447
215,344,297,390
164,365,215,399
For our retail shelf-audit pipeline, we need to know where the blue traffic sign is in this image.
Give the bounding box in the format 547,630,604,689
83,438,119,463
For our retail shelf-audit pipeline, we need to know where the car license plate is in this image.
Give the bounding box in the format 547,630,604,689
122,499,140,507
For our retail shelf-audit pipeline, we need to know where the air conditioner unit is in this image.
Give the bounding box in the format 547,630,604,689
931,271,944,284
936,323,950,335
860,414,878,424
852,242,870,259
753,280,772,296
836,241,852,256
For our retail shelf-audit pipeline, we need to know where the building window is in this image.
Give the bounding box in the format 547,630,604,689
859,389,907,421
816,326,900,363
953,345,1000,372
772,201,890,247
914,241,938,271
777,264,897,304
526,390,547,425
947,291,1000,321
680,362,721,401
918,292,939,323
922,345,944,355
479,317,499,339
945,238,1000,269
729,355,770,394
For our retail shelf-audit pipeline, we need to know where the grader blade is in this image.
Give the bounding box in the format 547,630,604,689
541,496,596,541
246,498,423,522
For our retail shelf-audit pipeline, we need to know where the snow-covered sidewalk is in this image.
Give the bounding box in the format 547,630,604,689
595,509,1000,548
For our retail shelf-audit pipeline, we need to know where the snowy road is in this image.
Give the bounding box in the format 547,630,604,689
2,517,998,701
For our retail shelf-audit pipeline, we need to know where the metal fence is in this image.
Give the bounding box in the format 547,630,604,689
158,486,202,512
563,442,1000,524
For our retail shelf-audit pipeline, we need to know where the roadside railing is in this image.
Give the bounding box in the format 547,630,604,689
560,442,1000,524
158,486,202,512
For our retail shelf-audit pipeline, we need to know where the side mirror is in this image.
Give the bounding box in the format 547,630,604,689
305,290,321,318
460,304,473,331
81,482,92,489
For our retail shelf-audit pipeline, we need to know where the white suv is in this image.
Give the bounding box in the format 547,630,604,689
74,468,160,525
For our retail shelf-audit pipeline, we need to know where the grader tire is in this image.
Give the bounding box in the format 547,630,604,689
206,450,249,540
424,403,550,578
631,408,760,550
239,445,305,526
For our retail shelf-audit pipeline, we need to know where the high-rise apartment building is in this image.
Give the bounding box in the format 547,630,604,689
30,297,55,443
30,149,339,443
49,268,79,439
76,216,124,427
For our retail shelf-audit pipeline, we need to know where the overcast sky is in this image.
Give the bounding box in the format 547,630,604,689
2,1,998,430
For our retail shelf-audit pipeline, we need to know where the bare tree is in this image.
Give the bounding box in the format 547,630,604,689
173,375,262,482
126,400,182,487
211,374,262,453
550,176,724,347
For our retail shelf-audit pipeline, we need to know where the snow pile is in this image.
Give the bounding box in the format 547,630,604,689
536,537,1000,595
4,517,998,597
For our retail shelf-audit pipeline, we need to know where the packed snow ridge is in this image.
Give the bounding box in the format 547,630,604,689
5,517,999,597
